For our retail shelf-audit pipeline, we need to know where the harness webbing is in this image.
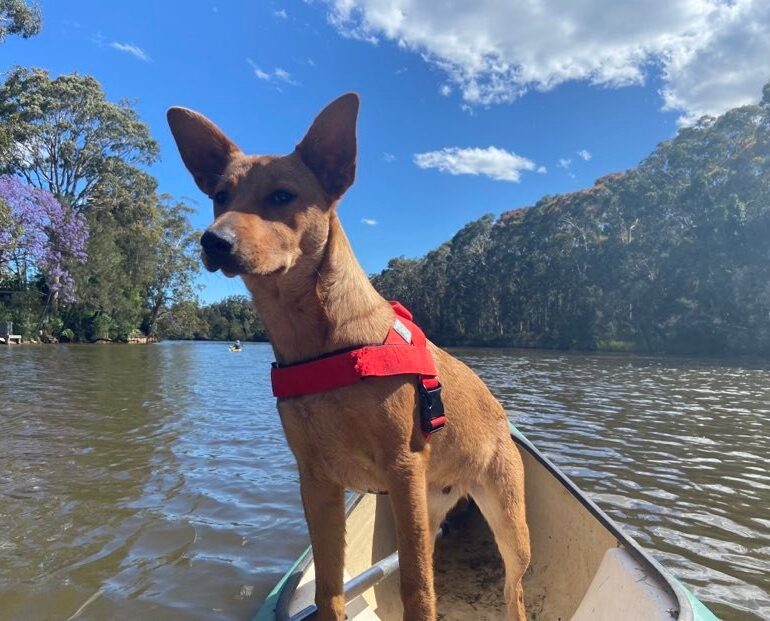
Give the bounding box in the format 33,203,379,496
270,302,446,437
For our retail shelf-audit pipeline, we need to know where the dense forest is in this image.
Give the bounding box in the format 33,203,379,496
372,85,770,355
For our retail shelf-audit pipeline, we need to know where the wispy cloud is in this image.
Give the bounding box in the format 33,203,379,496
383,152,396,163
274,9,288,19
253,67,271,80
414,146,539,183
110,42,149,62
246,59,299,86
537,165,547,174
361,218,378,226
577,149,592,161
273,67,296,83
557,158,572,169
439,84,452,97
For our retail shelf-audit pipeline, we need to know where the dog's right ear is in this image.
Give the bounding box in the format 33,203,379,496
167,107,240,197
297,93,359,201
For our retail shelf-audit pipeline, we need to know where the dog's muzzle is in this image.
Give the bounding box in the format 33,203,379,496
200,228,238,273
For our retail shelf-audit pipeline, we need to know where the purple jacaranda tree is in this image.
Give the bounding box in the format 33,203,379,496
0,175,88,304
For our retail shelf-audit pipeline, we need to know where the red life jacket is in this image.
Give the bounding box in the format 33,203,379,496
270,302,446,438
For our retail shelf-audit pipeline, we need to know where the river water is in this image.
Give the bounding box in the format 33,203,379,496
1,342,768,620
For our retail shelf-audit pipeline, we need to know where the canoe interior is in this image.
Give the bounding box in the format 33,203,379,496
273,434,685,621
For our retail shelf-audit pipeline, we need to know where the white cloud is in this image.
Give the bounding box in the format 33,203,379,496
557,158,572,169
273,67,297,84
110,42,149,62
414,146,538,183
662,1,770,124
537,165,547,174
253,67,271,81
361,218,378,225
247,59,299,85
274,9,288,19
383,152,396,163
577,149,592,161
322,0,770,123
439,84,452,96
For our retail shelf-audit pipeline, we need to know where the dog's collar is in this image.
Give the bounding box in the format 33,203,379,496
270,301,446,437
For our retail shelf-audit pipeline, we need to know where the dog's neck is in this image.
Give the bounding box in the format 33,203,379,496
244,211,393,365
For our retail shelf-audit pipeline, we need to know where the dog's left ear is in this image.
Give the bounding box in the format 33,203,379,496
296,93,359,200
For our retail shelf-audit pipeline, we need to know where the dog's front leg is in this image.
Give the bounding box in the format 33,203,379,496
299,470,346,621
388,457,436,621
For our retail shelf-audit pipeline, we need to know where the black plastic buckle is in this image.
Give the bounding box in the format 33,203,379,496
418,379,446,435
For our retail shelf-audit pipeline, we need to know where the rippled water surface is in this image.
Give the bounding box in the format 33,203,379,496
1,343,768,620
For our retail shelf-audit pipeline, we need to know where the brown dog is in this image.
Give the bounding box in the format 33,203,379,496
167,94,530,621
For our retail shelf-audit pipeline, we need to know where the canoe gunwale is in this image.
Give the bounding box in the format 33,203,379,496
509,423,696,621
258,423,709,621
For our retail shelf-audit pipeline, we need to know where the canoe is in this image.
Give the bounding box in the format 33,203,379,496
254,423,717,621
229,346,242,352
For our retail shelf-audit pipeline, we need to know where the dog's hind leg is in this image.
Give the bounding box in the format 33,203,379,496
470,441,530,621
388,456,436,621
298,471,346,621
427,484,463,536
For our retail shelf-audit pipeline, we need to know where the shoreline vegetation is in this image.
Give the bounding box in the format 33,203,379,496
1,51,769,354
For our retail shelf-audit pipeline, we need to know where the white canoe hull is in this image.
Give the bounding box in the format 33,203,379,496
255,424,716,621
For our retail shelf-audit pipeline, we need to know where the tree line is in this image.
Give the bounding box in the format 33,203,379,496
372,84,770,355
157,296,267,342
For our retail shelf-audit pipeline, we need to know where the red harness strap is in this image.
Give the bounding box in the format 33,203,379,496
270,302,446,437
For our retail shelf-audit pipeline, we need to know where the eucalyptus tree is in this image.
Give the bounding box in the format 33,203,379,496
0,0,41,42
0,67,158,210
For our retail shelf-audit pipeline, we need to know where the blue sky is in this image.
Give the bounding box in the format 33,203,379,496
2,0,768,302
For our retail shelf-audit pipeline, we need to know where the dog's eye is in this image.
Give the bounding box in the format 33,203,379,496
268,190,295,206
213,191,228,205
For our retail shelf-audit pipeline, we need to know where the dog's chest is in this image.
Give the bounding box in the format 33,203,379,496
277,396,391,494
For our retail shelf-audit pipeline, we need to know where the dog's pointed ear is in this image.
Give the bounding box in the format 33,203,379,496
296,93,359,200
167,107,240,196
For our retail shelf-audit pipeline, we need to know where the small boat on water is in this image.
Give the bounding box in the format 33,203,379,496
254,423,717,621
229,346,243,352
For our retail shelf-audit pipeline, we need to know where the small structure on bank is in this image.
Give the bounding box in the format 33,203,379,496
0,321,22,344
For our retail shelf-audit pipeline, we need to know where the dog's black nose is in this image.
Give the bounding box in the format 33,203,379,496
200,229,235,258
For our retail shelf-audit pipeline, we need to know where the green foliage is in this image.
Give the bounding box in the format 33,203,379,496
373,83,770,355
0,0,41,42
155,296,268,342
0,288,40,338
0,68,198,342
59,328,74,342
